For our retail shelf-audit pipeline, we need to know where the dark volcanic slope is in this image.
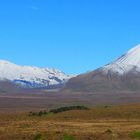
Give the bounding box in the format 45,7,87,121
63,69,140,92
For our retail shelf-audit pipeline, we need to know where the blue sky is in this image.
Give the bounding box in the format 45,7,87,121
0,0,140,74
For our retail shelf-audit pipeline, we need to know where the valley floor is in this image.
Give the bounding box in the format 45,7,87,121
0,104,140,140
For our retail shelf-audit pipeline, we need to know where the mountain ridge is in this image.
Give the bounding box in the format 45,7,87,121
0,60,71,88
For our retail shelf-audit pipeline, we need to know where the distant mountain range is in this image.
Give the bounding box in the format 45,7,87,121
64,44,140,92
0,60,71,88
1,44,140,93
0,45,140,106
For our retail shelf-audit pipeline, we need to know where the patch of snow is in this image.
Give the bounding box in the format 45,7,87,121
0,60,71,88
102,44,140,75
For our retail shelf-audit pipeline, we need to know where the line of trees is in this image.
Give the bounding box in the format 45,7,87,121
29,106,89,117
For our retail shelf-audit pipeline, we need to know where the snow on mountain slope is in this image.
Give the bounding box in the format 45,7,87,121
0,60,71,88
102,44,140,75
63,44,140,92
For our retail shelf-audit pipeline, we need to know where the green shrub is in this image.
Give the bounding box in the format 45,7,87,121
38,111,43,116
29,106,89,117
105,129,113,134
50,106,89,114
29,110,48,117
129,131,140,139
33,133,42,140
104,105,110,108
63,134,75,140
33,133,48,140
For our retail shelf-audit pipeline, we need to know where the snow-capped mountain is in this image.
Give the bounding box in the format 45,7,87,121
0,60,71,88
102,44,140,75
64,44,140,92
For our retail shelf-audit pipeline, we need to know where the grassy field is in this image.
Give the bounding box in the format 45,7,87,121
0,104,140,140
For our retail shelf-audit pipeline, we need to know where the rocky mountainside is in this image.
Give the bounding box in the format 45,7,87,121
64,44,140,92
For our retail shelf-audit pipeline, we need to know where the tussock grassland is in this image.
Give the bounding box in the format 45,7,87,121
0,104,140,140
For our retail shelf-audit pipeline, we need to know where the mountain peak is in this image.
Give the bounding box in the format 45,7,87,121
64,44,140,93
102,44,140,75
121,44,140,66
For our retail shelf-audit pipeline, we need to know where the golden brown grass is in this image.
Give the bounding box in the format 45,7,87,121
0,104,140,140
